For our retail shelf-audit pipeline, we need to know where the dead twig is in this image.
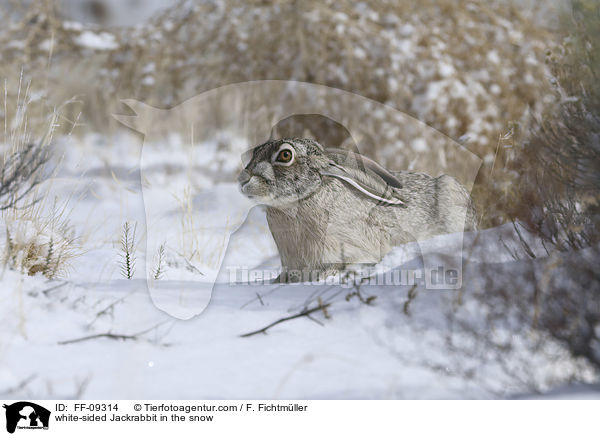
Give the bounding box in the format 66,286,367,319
180,252,204,276
58,321,170,345
58,332,138,345
87,291,137,328
240,302,332,338
73,374,92,399
0,373,37,395
240,284,283,309
255,292,265,306
41,281,68,296
403,284,418,315
345,287,376,305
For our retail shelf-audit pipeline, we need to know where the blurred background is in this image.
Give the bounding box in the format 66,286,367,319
0,0,593,228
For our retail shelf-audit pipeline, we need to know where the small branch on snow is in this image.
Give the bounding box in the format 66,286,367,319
58,332,138,345
403,284,418,316
305,314,324,326
41,281,68,296
240,302,331,338
58,321,170,345
73,374,93,399
255,292,265,306
179,251,204,276
0,373,37,395
87,291,136,328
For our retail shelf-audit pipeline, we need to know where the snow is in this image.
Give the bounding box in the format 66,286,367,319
1,130,597,399
516,384,600,400
62,21,84,32
59,0,179,27
74,31,119,50
438,62,456,78
142,76,155,86
411,138,428,153
487,50,501,65
38,39,53,52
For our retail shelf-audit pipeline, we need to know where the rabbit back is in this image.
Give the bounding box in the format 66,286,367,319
266,169,476,278
391,171,477,236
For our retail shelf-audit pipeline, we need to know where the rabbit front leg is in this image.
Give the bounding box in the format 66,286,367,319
266,205,335,282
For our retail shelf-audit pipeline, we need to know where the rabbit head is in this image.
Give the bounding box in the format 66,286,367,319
238,137,405,208
238,138,330,207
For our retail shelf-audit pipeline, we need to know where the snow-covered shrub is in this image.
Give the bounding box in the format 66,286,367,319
511,2,600,250
459,0,600,371
536,247,600,369
0,143,64,277
511,0,600,368
409,0,600,379
442,245,600,392
0,75,81,279
2,206,78,278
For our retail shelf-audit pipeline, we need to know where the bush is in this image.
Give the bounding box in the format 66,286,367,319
3,208,78,278
0,76,80,279
510,4,600,250
0,142,49,212
485,0,600,369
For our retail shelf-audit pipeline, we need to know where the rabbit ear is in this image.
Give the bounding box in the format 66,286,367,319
321,149,405,206
325,148,403,189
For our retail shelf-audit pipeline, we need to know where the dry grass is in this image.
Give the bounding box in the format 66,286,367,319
3,197,79,278
0,64,82,279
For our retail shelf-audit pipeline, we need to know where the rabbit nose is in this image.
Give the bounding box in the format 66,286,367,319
238,170,251,186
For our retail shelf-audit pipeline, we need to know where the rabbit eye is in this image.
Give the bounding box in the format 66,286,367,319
278,150,292,162
273,146,295,166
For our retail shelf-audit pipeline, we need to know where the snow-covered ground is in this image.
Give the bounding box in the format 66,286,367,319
1,130,598,399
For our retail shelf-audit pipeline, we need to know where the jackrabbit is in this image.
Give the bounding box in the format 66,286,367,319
238,138,476,281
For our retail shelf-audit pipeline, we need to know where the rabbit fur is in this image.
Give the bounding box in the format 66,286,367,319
238,138,476,281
